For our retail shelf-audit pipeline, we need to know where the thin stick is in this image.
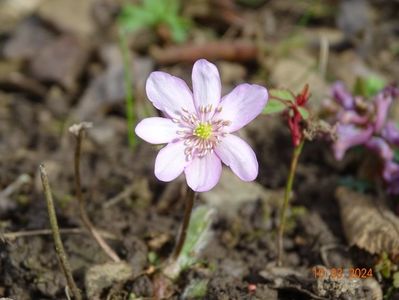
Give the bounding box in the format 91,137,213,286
72,125,121,262
318,35,329,80
2,228,117,240
171,186,196,260
39,164,82,300
277,140,304,266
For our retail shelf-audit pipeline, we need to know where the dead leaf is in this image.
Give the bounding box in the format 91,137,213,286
336,187,399,258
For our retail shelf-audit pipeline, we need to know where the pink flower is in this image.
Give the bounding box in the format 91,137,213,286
333,124,373,160
331,81,354,110
373,89,393,132
135,59,268,192
382,121,399,146
383,161,399,194
365,137,394,161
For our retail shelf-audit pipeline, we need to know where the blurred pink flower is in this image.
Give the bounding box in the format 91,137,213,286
383,161,399,194
331,81,354,110
382,121,399,146
135,59,268,192
365,137,394,161
373,90,393,132
333,124,373,160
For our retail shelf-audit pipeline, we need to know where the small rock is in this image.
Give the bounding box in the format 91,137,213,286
29,35,89,90
201,168,276,217
3,18,55,60
85,261,134,300
74,51,154,120
38,0,96,37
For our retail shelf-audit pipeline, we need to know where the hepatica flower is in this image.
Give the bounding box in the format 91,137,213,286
135,59,268,192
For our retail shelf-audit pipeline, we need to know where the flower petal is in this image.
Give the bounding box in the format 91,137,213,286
215,134,258,181
184,152,222,192
155,141,188,182
192,59,221,114
365,137,394,161
374,90,393,132
331,81,354,110
382,121,399,146
217,84,268,132
146,71,195,118
333,124,373,160
135,117,179,144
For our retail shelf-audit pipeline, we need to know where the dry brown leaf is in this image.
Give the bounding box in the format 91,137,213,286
336,187,399,258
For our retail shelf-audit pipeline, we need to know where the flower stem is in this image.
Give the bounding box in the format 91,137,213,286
119,28,136,149
277,140,304,266
73,127,121,262
39,164,82,300
171,186,196,261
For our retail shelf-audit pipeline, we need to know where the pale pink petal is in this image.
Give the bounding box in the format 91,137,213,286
155,141,188,182
146,71,195,118
135,117,179,144
215,134,258,181
217,84,268,133
331,81,354,110
192,59,221,114
184,152,222,192
374,90,392,132
365,137,394,161
382,121,399,146
333,124,373,160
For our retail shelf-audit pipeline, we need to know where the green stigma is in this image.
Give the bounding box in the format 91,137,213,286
194,123,213,139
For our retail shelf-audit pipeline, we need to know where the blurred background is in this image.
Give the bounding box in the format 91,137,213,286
1,0,399,299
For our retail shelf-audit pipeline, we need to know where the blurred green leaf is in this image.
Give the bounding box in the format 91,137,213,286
118,0,189,43
298,107,309,120
263,98,287,115
182,279,209,299
375,252,394,279
393,272,399,288
269,88,296,103
394,148,399,163
165,15,189,43
354,76,386,98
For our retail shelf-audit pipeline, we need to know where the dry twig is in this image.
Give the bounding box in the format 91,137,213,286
39,164,82,300
69,122,121,262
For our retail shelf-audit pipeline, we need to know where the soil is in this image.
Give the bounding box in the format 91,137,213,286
1,0,399,299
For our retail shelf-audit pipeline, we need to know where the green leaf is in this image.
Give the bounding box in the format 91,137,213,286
354,76,386,98
298,107,310,120
165,15,189,43
118,4,156,32
182,279,209,299
393,272,399,288
394,148,399,163
163,205,215,279
263,98,288,115
269,88,295,103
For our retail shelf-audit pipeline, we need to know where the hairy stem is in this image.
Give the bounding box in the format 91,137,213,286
74,128,121,262
277,140,304,266
39,164,82,300
119,28,136,148
171,186,196,261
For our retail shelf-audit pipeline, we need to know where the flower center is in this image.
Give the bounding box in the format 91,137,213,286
173,104,231,161
194,122,213,139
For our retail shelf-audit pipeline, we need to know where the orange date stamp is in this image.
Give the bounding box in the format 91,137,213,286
312,266,373,280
